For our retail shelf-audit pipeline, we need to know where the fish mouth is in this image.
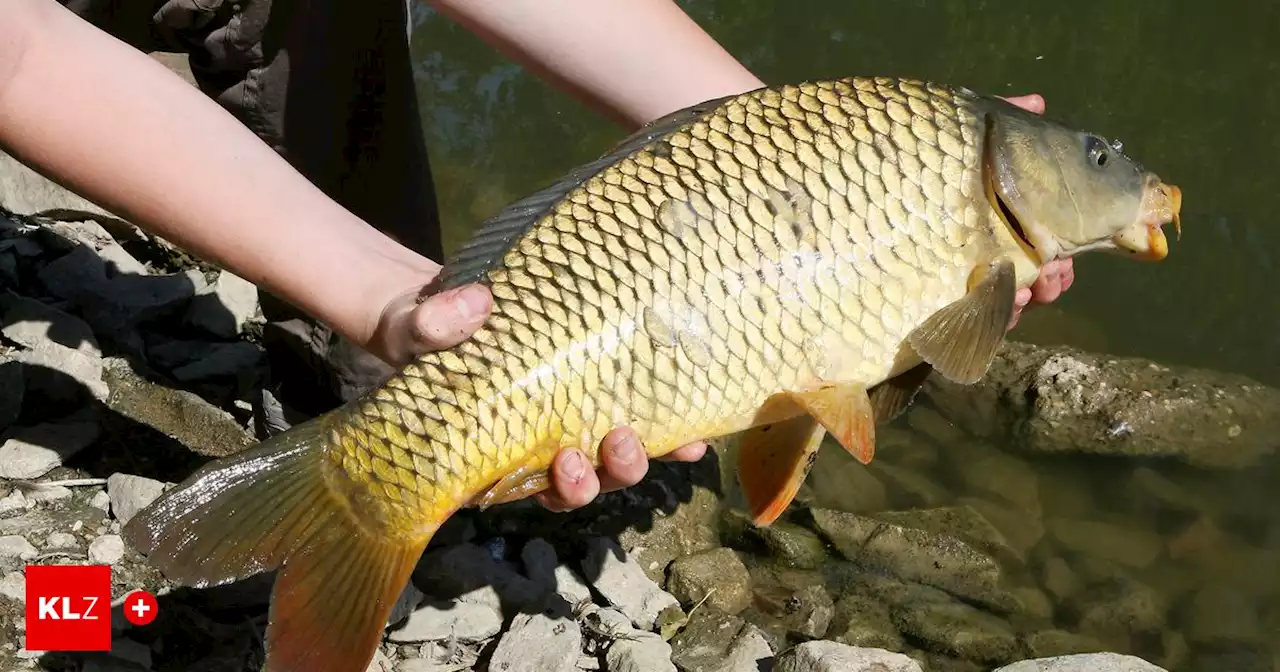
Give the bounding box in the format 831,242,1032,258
1111,176,1182,262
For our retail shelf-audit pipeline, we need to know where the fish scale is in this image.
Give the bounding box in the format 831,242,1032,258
121,75,1183,672
325,77,989,534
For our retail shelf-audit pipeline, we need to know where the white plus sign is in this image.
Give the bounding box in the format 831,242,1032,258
130,599,151,619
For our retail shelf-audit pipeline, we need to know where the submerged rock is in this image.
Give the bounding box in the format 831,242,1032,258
827,594,903,651
720,509,827,570
774,640,922,672
923,341,1280,469
669,605,772,672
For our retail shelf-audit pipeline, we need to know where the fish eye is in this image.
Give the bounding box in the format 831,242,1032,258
1085,136,1110,169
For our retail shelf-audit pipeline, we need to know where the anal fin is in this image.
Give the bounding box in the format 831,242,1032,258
737,414,827,526
907,259,1016,384
868,362,934,424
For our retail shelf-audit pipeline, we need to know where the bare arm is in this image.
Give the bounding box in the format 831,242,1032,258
425,0,765,128
0,0,452,360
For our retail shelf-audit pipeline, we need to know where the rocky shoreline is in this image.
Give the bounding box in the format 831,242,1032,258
3,166,1280,671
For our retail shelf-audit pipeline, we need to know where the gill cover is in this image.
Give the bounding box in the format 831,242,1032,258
981,99,1174,262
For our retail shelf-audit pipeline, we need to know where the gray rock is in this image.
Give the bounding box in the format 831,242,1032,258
829,594,904,651
874,505,1023,567
170,341,262,381
101,358,254,458
13,340,109,403
37,244,110,302
486,610,581,672
582,537,681,631
0,490,27,516
0,570,23,601
363,647,393,672
0,149,116,217
606,635,677,672
0,408,102,479
385,594,503,643
78,269,208,337
669,606,772,672
44,532,77,549
386,582,425,627
811,508,1012,612
666,548,751,615
0,535,37,560
24,484,72,503
88,534,125,564
0,293,100,356
992,652,1168,671
774,641,923,672
520,537,592,607
925,341,1280,469
1048,518,1163,569
106,474,168,527
184,271,259,338
90,490,111,512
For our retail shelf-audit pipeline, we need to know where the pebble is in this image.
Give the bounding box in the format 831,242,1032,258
44,532,77,549
106,473,167,526
0,535,38,561
991,653,1169,671
487,610,582,672
0,571,24,601
581,537,680,631
605,634,676,672
774,641,923,672
90,490,111,511
88,534,125,564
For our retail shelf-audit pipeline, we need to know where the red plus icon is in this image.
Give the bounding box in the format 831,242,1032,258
122,590,158,626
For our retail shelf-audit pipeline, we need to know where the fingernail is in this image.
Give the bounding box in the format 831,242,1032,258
452,285,489,321
561,450,586,482
610,434,640,465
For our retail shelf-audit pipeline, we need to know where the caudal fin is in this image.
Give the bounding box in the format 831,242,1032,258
121,413,427,672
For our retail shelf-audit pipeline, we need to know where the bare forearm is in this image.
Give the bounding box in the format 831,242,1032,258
0,0,434,348
425,0,764,128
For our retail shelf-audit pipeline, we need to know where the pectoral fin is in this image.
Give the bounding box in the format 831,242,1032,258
907,259,1016,384
868,362,934,424
470,460,552,509
737,414,828,526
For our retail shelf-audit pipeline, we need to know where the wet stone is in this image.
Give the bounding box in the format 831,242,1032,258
774,640,923,672
868,462,952,509
748,567,834,640
1039,557,1082,603
810,508,1012,613
1048,518,1163,569
828,594,903,651
874,504,1023,567
887,585,1020,664
1182,584,1263,647
720,510,827,570
948,441,1041,518
1069,577,1167,640
1021,630,1109,659
800,446,889,514
669,605,771,672
957,497,1045,559
666,548,751,615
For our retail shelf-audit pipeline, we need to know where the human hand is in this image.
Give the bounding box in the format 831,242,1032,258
999,93,1076,330
368,279,708,513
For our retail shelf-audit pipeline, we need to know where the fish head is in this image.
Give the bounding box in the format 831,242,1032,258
981,100,1182,264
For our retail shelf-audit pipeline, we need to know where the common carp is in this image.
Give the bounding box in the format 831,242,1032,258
122,76,1182,671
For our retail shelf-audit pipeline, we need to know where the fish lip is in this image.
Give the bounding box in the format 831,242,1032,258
1117,174,1181,261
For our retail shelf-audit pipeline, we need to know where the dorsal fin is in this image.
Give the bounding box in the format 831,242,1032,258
429,93,741,292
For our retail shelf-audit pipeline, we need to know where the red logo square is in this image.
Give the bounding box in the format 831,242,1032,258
24,565,112,652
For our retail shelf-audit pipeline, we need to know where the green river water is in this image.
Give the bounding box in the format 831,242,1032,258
407,2,1280,669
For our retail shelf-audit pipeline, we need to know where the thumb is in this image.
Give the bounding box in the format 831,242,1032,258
410,283,493,354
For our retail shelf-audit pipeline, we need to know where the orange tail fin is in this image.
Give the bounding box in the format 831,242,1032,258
121,413,427,672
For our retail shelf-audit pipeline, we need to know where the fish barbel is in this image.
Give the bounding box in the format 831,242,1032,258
122,76,1182,672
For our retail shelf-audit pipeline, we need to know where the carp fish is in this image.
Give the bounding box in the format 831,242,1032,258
121,76,1182,671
